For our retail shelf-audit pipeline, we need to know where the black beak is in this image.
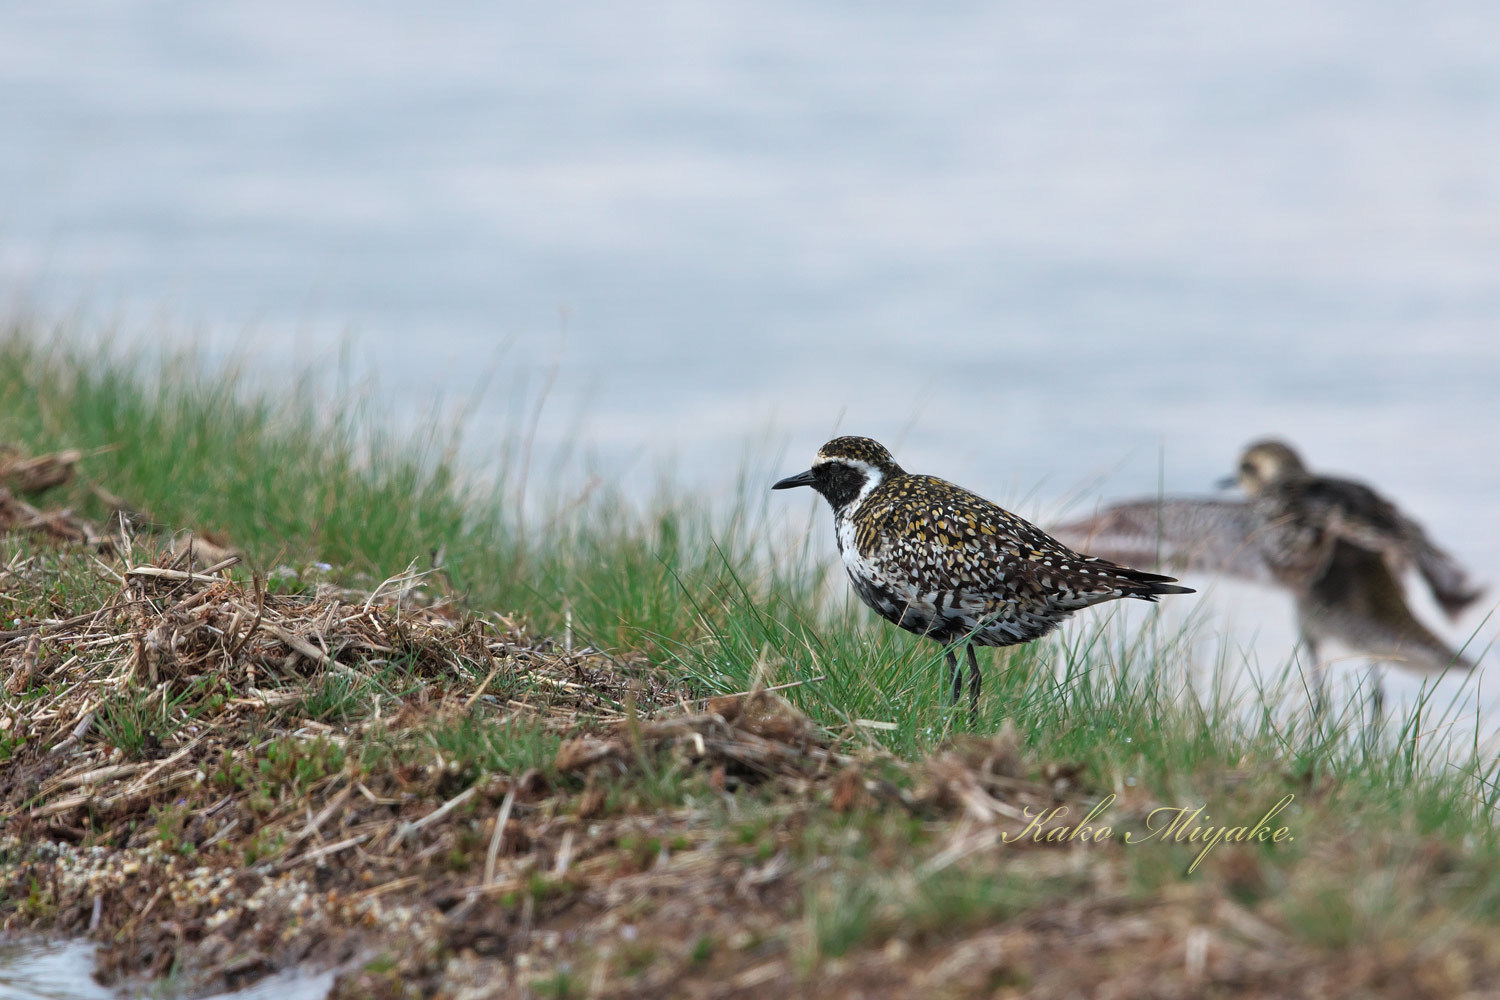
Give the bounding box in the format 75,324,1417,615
772,469,817,491
1216,475,1238,490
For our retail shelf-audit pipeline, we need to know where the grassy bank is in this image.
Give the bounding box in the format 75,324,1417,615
4,327,1500,998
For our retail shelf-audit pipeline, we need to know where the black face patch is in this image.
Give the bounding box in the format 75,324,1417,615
815,461,869,510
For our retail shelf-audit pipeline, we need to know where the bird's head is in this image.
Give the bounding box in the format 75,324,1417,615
772,436,905,511
1222,439,1307,495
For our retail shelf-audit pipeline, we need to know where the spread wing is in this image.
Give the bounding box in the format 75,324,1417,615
1050,498,1275,584
1293,477,1485,619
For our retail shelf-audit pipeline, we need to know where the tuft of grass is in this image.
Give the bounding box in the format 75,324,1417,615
800,875,881,967
294,669,379,723
533,970,580,1000
255,736,346,800
151,801,197,856
420,715,565,783
688,935,715,966
94,683,205,758
896,868,1056,942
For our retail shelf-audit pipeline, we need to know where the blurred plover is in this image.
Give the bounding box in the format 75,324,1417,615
1053,439,1485,716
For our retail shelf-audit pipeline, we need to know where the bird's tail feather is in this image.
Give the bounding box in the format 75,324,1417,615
1107,564,1195,599
1415,543,1485,620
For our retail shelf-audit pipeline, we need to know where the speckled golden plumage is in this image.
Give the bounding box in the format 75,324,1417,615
774,436,1194,721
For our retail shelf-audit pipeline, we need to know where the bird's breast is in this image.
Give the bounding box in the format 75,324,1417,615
836,511,881,562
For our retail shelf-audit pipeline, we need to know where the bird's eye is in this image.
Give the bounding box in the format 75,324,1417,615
1240,462,1254,475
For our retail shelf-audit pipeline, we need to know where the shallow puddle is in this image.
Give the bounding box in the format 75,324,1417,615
0,940,334,1000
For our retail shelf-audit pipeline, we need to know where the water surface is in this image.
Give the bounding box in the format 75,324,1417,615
0,939,334,1000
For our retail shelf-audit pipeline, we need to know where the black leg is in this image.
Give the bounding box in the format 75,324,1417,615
965,644,981,726
1368,665,1385,729
945,648,961,705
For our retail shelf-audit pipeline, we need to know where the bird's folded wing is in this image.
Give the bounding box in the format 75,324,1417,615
1050,498,1274,583
1298,478,1485,618
1306,542,1474,672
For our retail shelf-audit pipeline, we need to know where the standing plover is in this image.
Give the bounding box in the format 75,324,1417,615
773,436,1193,722
1053,439,1484,716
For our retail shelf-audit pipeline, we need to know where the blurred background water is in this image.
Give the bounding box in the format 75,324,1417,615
3,2,1498,990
